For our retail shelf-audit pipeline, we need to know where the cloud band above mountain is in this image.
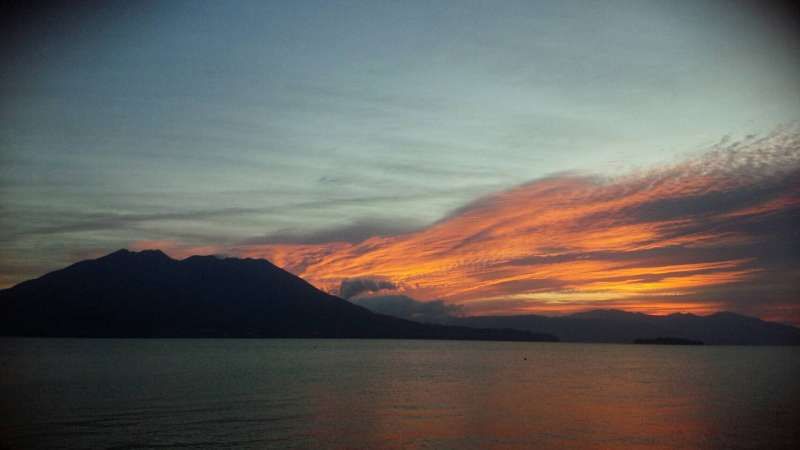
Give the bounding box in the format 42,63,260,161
135,127,800,324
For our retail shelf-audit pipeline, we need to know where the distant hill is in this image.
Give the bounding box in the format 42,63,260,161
451,309,800,345
0,249,556,342
634,337,704,345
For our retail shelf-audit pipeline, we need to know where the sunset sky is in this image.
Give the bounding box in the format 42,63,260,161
2,1,799,323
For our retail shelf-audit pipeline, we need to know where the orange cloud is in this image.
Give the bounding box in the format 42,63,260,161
134,127,800,322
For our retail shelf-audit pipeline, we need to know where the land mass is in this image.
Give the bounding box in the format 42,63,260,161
4,249,798,345
0,249,556,342
447,309,800,345
633,337,704,345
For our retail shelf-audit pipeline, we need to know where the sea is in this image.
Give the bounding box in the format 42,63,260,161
1,338,798,450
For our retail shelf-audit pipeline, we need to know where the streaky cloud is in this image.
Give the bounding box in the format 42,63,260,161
135,126,800,324
241,219,423,245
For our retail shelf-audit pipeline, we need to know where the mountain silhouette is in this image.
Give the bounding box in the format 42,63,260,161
450,309,800,345
0,249,556,341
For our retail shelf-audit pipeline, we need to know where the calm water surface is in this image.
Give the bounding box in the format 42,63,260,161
1,339,798,449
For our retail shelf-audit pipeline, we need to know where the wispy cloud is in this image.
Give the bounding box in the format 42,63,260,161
241,219,423,246
134,127,800,323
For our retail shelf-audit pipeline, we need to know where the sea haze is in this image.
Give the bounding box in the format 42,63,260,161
2,338,798,450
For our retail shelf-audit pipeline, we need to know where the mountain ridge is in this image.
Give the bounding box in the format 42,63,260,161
448,309,800,345
352,295,800,344
0,249,556,342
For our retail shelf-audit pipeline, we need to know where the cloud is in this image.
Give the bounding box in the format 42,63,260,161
128,126,800,324
241,219,422,245
339,277,397,299
350,295,463,323
0,207,263,243
0,190,455,244
227,126,800,322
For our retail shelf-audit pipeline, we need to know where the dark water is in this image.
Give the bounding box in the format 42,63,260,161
1,339,798,450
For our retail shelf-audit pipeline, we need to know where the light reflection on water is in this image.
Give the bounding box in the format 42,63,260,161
1,339,798,449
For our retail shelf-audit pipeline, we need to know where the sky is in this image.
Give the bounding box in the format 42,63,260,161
1,1,799,323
